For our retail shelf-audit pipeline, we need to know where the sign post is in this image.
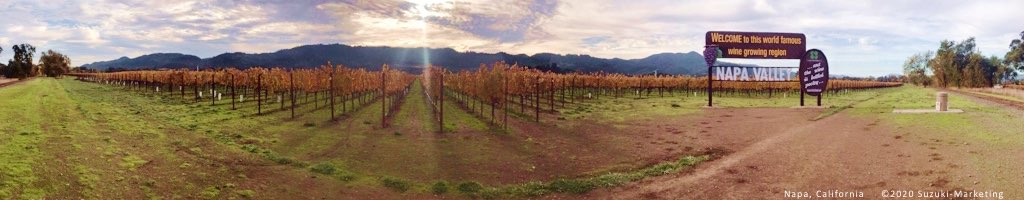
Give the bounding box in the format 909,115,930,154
703,31,828,107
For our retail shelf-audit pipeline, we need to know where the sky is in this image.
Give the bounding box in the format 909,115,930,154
0,0,1021,77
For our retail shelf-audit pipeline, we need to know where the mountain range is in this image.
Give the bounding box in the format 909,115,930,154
81,44,726,75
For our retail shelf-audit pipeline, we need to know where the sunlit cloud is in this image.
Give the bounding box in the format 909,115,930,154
0,0,1020,76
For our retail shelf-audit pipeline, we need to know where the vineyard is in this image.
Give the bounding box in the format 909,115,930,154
18,62,1024,200
70,62,902,131
70,63,415,128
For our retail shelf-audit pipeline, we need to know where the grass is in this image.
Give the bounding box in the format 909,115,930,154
310,162,337,174
456,181,483,194
309,162,357,182
381,177,411,192
200,186,221,199
443,155,713,198
841,85,1024,194
0,79,816,198
12,78,1015,198
119,155,149,171
235,189,256,199
848,85,1024,144
430,181,449,194
0,79,58,199
559,88,895,122
0,78,293,199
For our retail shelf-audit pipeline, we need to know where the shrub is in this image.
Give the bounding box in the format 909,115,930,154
507,181,549,197
200,186,220,199
457,181,483,194
548,179,596,194
678,155,709,166
641,163,678,176
431,181,449,194
310,163,337,175
235,189,255,199
479,187,504,199
381,177,410,192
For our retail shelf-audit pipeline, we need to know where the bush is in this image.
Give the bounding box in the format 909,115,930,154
507,181,549,197
678,155,708,166
479,187,504,199
200,186,220,199
336,171,357,182
641,163,678,176
310,163,337,175
235,189,256,199
548,179,597,194
381,177,410,192
431,181,449,194
457,181,483,194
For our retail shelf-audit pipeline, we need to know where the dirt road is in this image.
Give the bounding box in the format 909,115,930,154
575,100,1023,199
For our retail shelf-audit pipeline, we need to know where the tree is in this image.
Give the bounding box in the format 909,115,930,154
1005,31,1024,75
40,50,71,77
989,56,1015,84
927,38,1005,87
6,44,37,79
0,47,5,78
930,40,956,87
903,51,932,86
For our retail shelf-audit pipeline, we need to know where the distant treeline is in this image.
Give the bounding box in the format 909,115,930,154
904,31,1024,87
0,43,73,79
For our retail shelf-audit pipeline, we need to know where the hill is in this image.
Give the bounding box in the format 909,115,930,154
82,44,720,75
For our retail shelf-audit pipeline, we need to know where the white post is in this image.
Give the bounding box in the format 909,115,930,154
936,92,948,111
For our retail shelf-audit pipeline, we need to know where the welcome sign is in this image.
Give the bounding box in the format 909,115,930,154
705,31,807,59
703,31,827,106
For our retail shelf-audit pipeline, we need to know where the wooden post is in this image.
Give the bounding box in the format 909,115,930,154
330,65,336,120
535,76,540,122
210,75,216,106
194,75,199,103
231,74,236,110
381,68,387,128
816,93,822,106
707,69,712,107
439,70,444,133
257,74,262,114
181,73,185,99
290,70,295,118
503,75,508,129
800,89,805,106
549,80,554,111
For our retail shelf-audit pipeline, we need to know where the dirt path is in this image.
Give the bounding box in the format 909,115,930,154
573,103,1021,199
0,78,30,88
949,89,1024,114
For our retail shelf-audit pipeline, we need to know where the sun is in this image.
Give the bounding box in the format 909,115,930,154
406,0,450,19
405,0,451,67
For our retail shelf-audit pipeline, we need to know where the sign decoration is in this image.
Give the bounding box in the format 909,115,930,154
799,49,829,96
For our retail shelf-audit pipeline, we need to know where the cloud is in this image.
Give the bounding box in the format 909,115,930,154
0,0,1021,76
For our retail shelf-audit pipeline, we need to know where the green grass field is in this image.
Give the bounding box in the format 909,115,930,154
2,78,1022,199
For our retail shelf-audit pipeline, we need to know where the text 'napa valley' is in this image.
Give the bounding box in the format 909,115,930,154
713,66,795,82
